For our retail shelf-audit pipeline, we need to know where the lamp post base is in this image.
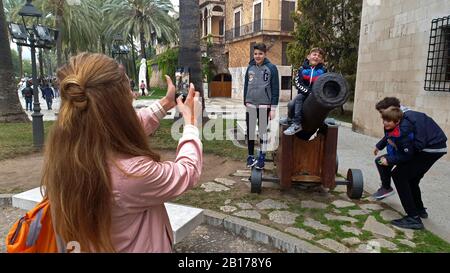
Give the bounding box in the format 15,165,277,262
31,111,44,149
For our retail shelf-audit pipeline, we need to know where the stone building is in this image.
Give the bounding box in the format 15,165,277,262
200,0,297,101
353,0,450,152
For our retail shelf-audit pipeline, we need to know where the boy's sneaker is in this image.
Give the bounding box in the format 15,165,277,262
372,187,395,200
419,208,428,219
279,117,292,126
246,155,257,168
255,153,266,170
283,123,302,135
391,216,424,230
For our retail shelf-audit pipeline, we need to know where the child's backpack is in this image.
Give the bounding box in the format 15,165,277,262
6,198,59,253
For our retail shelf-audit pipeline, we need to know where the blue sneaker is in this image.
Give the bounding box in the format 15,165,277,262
256,153,266,170
246,155,257,168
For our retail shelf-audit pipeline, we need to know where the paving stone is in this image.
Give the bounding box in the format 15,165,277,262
360,204,384,211
324,214,358,223
354,244,376,253
220,206,237,213
236,169,251,173
332,200,356,208
303,218,331,232
370,238,398,251
380,210,402,222
241,178,250,182
398,239,416,248
244,181,281,189
317,239,350,253
268,211,299,225
236,203,253,210
332,209,342,214
256,199,289,210
284,227,314,240
200,182,230,192
342,237,361,246
232,172,251,177
393,226,415,240
214,178,236,186
301,200,328,209
333,186,348,193
339,192,352,200
363,216,396,238
341,226,362,236
232,210,261,220
224,199,232,205
348,209,371,216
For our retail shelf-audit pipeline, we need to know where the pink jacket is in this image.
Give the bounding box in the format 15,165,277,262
109,102,202,252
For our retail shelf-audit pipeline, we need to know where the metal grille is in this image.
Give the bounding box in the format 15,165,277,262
425,15,450,92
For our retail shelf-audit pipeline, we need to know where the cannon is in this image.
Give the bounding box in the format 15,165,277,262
249,73,364,199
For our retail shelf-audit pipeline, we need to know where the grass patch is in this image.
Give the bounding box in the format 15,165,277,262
0,121,55,160
136,87,166,100
152,119,247,161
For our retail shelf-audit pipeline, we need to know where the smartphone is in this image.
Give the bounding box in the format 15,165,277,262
175,67,189,103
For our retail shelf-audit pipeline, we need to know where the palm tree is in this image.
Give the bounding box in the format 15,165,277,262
179,0,204,110
104,0,178,87
0,0,29,122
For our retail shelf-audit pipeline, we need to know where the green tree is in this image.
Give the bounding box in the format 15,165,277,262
287,0,363,100
104,0,178,88
0,0,28,122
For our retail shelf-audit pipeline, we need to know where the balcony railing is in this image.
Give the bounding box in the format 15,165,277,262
225,19,294,42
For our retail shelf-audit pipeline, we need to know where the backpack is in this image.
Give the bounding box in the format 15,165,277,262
6,198,59,253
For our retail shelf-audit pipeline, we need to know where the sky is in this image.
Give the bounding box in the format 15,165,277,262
13,0,180,60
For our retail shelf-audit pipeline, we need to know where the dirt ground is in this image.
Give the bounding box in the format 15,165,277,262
0,150,244,194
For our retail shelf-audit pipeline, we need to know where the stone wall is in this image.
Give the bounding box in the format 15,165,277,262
353,0,450,152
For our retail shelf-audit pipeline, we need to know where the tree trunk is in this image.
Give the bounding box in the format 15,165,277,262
0,0,29,122
17,45,23,79
139,26,149,90
179,0,205,110
55,0,64,67
129,35,138,83
38,48,44,78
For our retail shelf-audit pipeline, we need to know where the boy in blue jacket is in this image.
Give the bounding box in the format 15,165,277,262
280,48,327,135
243,43,280,169
374,97,447,229
373,107,415,200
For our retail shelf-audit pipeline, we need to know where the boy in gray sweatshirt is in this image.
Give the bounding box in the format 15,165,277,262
243,43,280,169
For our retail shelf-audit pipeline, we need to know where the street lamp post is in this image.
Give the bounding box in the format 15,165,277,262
8,0,58,149
112,34,130,73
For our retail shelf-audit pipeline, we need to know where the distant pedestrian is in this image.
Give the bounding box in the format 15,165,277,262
42,83,55,110
21,81,33,111
140,80,146,96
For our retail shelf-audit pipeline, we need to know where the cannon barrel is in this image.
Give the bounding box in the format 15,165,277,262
301,73,349,133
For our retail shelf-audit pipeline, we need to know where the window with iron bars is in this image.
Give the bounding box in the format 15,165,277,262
425,15,450,92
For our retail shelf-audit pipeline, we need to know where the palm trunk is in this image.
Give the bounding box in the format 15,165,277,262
38,48,44,78
129,35,138,83
17,45,23,79
179,0,205,110
139,26,149,90
0,0,28,122
55,0,64,67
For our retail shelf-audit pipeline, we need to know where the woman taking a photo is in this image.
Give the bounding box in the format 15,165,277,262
41,53,202,252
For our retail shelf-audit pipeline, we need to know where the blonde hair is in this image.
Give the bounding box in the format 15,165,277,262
381,106,403,123
41,53,160,252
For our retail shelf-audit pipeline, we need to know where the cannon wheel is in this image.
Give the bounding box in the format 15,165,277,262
250,168,263,194
346,169,363,199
